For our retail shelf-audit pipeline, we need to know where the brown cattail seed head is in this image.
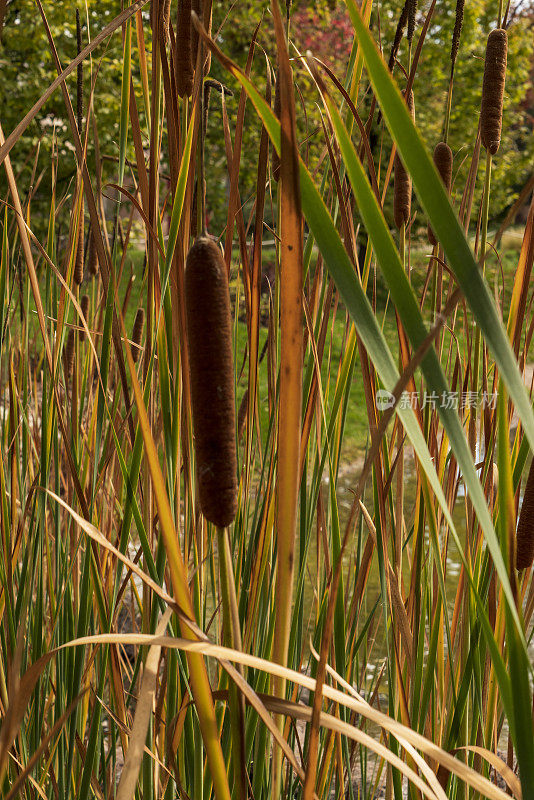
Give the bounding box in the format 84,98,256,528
176,0,193,98
480,28,507,155
185,236,237,527
407,0,417,44
428,142,453,245
80,294,89,342
74,214,84,285
450,0,465,69
394,91,415,229
388,0,409,71
131,308,145,364
63,330,75,382
516,458,534,570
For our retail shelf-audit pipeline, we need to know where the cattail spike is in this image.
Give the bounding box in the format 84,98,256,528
407,0,417,44
63,330,75,383
450,0,465,71
517,457,534,570
388,0,409,71
480,28,507,155
185,236,237,528
131,308,145,364
74,216,84,285
176,0,193,97
428,142,453,245
394,91,415,230
79,294,89,342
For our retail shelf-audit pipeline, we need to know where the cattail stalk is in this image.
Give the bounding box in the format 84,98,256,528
185,236,237,528
480,28,507,156
517,459,534,570
176,0,193,98
79,294,89,342
217,525,246,799
272,68,281,182
192,0,201,67
428,142,453,245
131,308,145,364
443,0,465,139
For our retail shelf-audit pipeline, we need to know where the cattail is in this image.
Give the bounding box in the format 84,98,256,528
516,458,534,570
63,330,75,382
131,308,145,364
176,0,193,98
79,294,89,342
407,0,417,44
185,236,237,528
87,230,98,276
388,0,409,71
480,28,507,156
428,142,453,245
393,91,415,230
272,69,281,183
450,0,465,71
74,216,84,285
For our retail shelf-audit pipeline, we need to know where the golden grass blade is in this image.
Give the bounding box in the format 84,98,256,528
57,634,513,800
453,746,522,799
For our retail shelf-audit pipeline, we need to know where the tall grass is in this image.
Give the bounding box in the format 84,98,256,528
0,1,533,799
